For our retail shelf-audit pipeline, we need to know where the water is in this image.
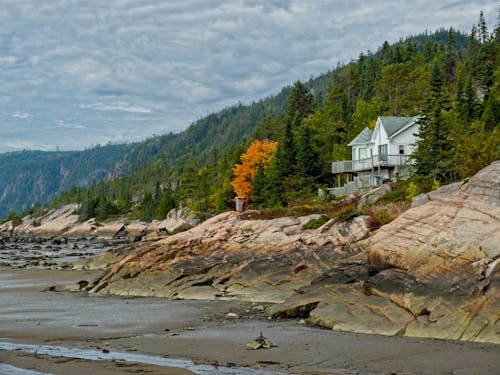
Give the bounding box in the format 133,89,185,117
0,341,288,375
0,239,119,269
0,364,51,375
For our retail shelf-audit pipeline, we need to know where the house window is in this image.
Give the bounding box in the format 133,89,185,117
378,144,388,160
398,144,405,155
359,147,367,159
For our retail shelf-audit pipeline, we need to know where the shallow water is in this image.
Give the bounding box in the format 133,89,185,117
0,364,51,375
0,341,287,375
0,239,117,269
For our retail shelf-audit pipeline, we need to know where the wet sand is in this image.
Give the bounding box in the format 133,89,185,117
0,350,194,375
1,267,499,374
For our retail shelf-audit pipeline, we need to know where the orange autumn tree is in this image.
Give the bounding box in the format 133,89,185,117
231,139,278,203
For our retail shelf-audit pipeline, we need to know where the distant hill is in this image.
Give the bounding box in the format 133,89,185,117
0,144,133,218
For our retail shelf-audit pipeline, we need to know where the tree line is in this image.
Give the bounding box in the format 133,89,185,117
38,12,499,223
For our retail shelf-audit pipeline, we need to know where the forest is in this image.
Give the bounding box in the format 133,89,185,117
0,144,133,220
8,12,499,224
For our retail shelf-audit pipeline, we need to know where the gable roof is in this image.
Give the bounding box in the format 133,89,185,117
347,127,372,146
379,116,419,137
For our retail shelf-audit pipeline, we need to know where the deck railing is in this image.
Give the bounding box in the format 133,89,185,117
331,154,412,174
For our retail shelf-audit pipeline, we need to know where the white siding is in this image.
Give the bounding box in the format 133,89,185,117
371,118,389,156
390,123,419,154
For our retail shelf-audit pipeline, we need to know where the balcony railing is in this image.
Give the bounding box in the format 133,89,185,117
332,154,412,174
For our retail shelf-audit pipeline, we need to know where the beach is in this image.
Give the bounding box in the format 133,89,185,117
1,266,499,375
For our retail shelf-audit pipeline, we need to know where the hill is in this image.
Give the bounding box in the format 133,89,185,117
3,21,498,222
0,144,133,218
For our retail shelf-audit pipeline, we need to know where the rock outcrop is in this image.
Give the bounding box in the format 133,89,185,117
271,161,500,344
88,213,372,303
0,207,196,243
85,162,499,343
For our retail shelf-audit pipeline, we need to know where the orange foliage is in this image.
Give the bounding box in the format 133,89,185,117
231,140,278,202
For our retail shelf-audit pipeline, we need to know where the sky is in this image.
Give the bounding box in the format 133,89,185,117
0,1,497,153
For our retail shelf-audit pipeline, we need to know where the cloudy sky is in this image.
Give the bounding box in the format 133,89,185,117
0,1,497,153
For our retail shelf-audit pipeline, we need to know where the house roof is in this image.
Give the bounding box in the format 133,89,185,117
379,116,419,137
347,127,372,146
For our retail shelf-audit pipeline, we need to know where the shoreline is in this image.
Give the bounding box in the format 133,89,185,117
1,267,499,375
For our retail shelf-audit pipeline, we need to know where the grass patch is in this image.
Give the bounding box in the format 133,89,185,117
302,215,330,229
335,204,366,221
364,201,411,229
376,190,406,203
240,199,357,220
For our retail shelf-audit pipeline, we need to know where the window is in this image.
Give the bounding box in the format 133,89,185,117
378,144,388,161
399,144,405,155
359,147,367,159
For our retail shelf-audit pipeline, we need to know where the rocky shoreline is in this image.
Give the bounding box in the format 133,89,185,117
1,161,499,345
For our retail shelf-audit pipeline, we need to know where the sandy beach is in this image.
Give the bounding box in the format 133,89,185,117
1,266,499,375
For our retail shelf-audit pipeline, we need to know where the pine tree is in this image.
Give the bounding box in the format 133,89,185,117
380,41,392,65
478,10,489,44
414,61,454,183
250,163,267,207
444,28,457,83
296,125,320,179
463,76,479,121
282,117,295,175
287,81,314,121
265,153,286,207
155,188,176,220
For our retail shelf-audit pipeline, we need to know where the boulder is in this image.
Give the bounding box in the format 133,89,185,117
20,204,79,235
0,220,14,233
92,221,125,239
157,218,192,235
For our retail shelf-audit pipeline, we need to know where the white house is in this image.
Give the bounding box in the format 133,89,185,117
328,116,420,196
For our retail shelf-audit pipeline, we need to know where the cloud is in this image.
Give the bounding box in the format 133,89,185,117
11,111,33,119
80,102,152,114
0,0,498,153
56,120,86,129
3,140,48,151
0,56,18,65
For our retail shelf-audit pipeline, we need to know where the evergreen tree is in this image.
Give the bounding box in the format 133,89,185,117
281,117,296,174
265,156,286,207
430,60,444,98
155,188,176,220
423,40,436,62
463,76,479,121
295,125,320,179
478,10,489,44
414,60,454,183
95,196,116,222
250,163,267,207
481,92,500,131
444,28,457,83
138,191,155,221
287,81,314,121
380,41,392,65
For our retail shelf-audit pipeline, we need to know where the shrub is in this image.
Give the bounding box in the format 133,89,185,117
432,178,441,190
5,211,22,226
405,182,420,201
376,190,406,203
334,204,366,222
366,201,410,229
302,215,330,229
372,209,395,226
